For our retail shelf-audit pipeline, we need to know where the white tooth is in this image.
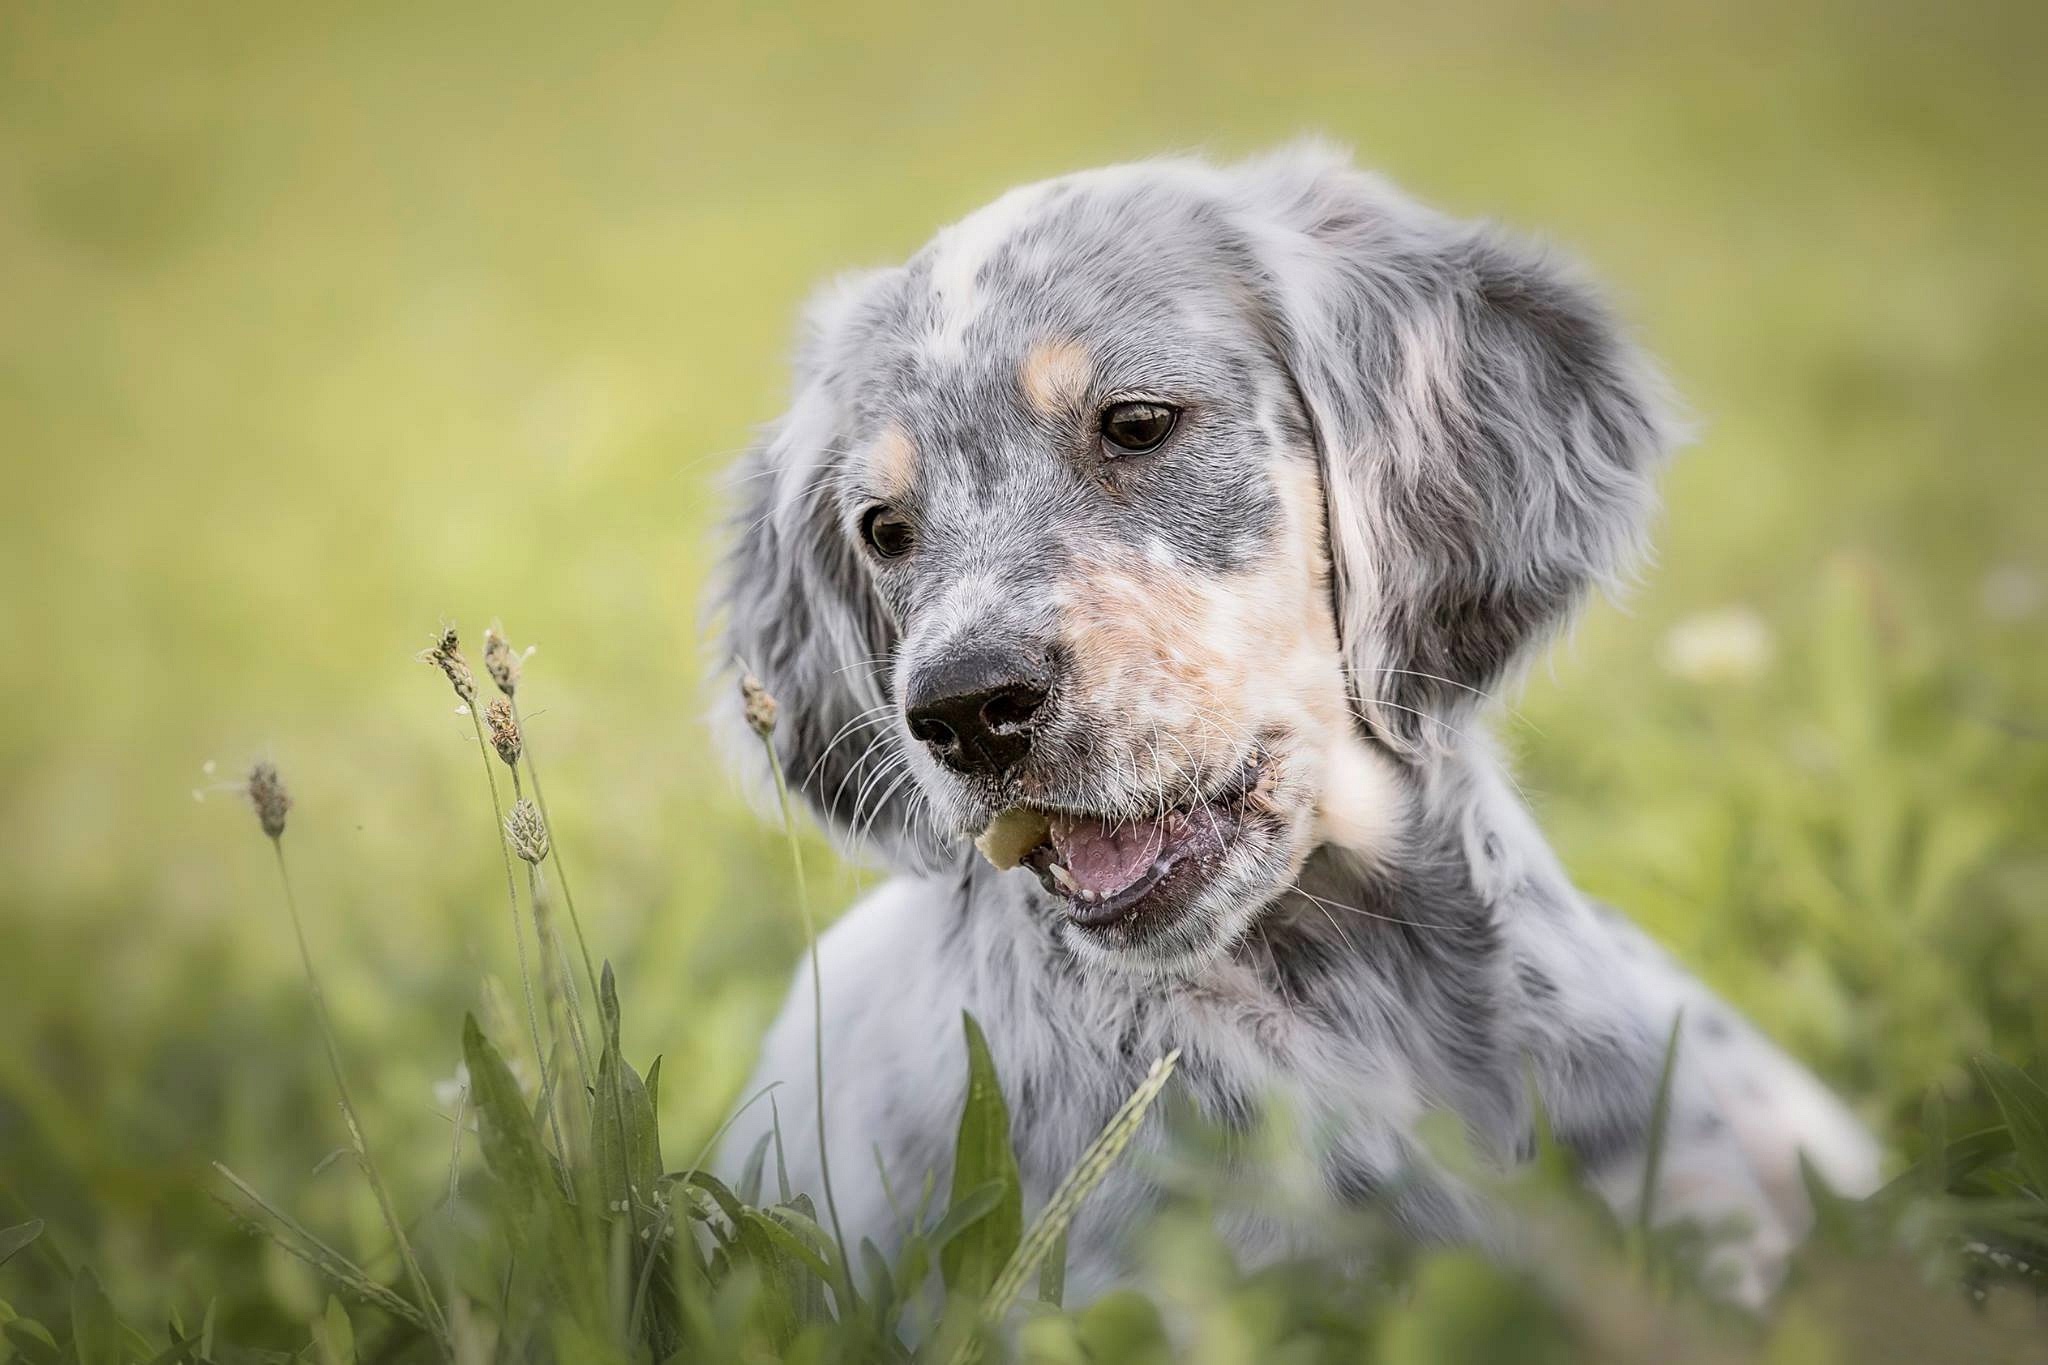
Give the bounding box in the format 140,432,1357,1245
1048,862,1079,893
1080,889,1098,904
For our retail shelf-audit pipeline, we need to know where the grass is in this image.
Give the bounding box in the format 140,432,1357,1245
1,0,2045,1358
0,637,2043,1363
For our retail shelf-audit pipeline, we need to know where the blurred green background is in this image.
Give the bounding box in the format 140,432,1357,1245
1,0,2043,1339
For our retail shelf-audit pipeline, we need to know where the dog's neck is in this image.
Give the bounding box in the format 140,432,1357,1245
1251,737,1547,987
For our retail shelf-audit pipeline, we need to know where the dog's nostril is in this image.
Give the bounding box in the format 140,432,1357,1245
908,715,957,749
980,682,1046,734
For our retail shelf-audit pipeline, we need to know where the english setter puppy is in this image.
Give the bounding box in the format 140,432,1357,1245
714,143,1879,1304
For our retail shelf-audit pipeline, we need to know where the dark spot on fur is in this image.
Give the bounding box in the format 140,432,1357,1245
1328,1157,1382,1207
1516,960,1557,1002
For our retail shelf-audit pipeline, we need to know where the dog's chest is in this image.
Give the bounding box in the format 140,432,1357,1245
996,949,1449,1182
977,952,1488,1282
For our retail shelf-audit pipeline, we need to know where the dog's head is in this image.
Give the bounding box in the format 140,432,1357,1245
719,144,1677,970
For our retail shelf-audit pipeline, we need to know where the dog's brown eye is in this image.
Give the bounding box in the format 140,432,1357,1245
860,505,916,559
1099,401,1177,455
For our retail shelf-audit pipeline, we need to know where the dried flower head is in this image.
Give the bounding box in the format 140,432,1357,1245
505,798,549,864
485,696,521,767
247,761,291,841
482,624,521,696
419,626,478,706
740,673,778,738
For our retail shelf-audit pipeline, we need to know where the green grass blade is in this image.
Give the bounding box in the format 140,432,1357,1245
461,1014,558,1209
958,1048,1180,1364
312,1297,354,1365
925,1181,1005,1257
69,1270,128,1365
0,1220,43,1271
1976,1055,2048,1197
1636,1009,1684,1243
941,1013,1022,1300
3,1319,61,1365
210,1167,430,1330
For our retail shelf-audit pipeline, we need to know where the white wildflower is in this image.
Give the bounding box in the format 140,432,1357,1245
434,1061,471,1111
1661,606,1775,684
1979,565,2041,622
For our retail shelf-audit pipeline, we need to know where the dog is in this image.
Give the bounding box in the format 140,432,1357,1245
712,143,1880,1305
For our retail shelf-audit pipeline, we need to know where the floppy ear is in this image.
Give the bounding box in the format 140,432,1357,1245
713,269,934,863
1235,144,1682,756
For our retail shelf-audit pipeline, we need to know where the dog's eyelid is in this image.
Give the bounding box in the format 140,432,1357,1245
1097,387,1190,409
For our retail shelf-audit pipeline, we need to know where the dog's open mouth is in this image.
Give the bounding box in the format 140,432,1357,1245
975,758,1269,932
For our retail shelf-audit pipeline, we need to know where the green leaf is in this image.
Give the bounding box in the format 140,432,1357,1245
1076,1291,1170,1365
679,1171,746,1227
5,1317,60,1365
69,1270,129,1365
737,1132,774,1208
311,1298,353,1365
462,1014,555,1202
599,961,624,1051
740,1212,834,1282
597,1048,663,1211
940,1013,1022,1300
859,1239,895,1308
139,1334,201,1365
594,965,664,1221
1920,1088,1950,1198
0,1223,42,1273
1977,1055,2048,1196
925,1181,1005,1257
1874,1125,2013,1206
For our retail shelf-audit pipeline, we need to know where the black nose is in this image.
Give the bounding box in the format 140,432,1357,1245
905,648,1051,777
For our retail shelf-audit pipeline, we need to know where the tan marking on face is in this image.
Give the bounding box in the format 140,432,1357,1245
1020,339,1092,417
868,424,917,496
1045,453,1401,862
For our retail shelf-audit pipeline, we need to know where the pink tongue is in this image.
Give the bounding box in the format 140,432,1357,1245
1052,814,1170,897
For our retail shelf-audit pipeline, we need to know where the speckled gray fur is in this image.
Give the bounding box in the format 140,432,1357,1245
710,143,1880,1306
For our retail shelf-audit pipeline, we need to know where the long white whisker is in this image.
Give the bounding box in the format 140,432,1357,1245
801,705,897,791
852,768,917,849
828,733,902,817
1350,697,1475,747
1285,881,1460,933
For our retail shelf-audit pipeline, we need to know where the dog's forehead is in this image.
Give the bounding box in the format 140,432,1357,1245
904,171,1240,363
847,171,1251,422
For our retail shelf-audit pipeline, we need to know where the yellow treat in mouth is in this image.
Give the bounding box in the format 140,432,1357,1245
974,806,1052,870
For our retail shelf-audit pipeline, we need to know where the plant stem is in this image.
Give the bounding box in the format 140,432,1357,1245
269,842,452,1353
444,1071,467,1205
511,695,600,1002
531,866,595,1096
472,710,563,1162
759,732,854,1307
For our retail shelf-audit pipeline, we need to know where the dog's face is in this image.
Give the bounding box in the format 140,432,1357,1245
722,146,1675,971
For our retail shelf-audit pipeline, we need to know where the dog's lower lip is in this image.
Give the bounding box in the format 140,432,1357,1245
1059,852,1177,926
